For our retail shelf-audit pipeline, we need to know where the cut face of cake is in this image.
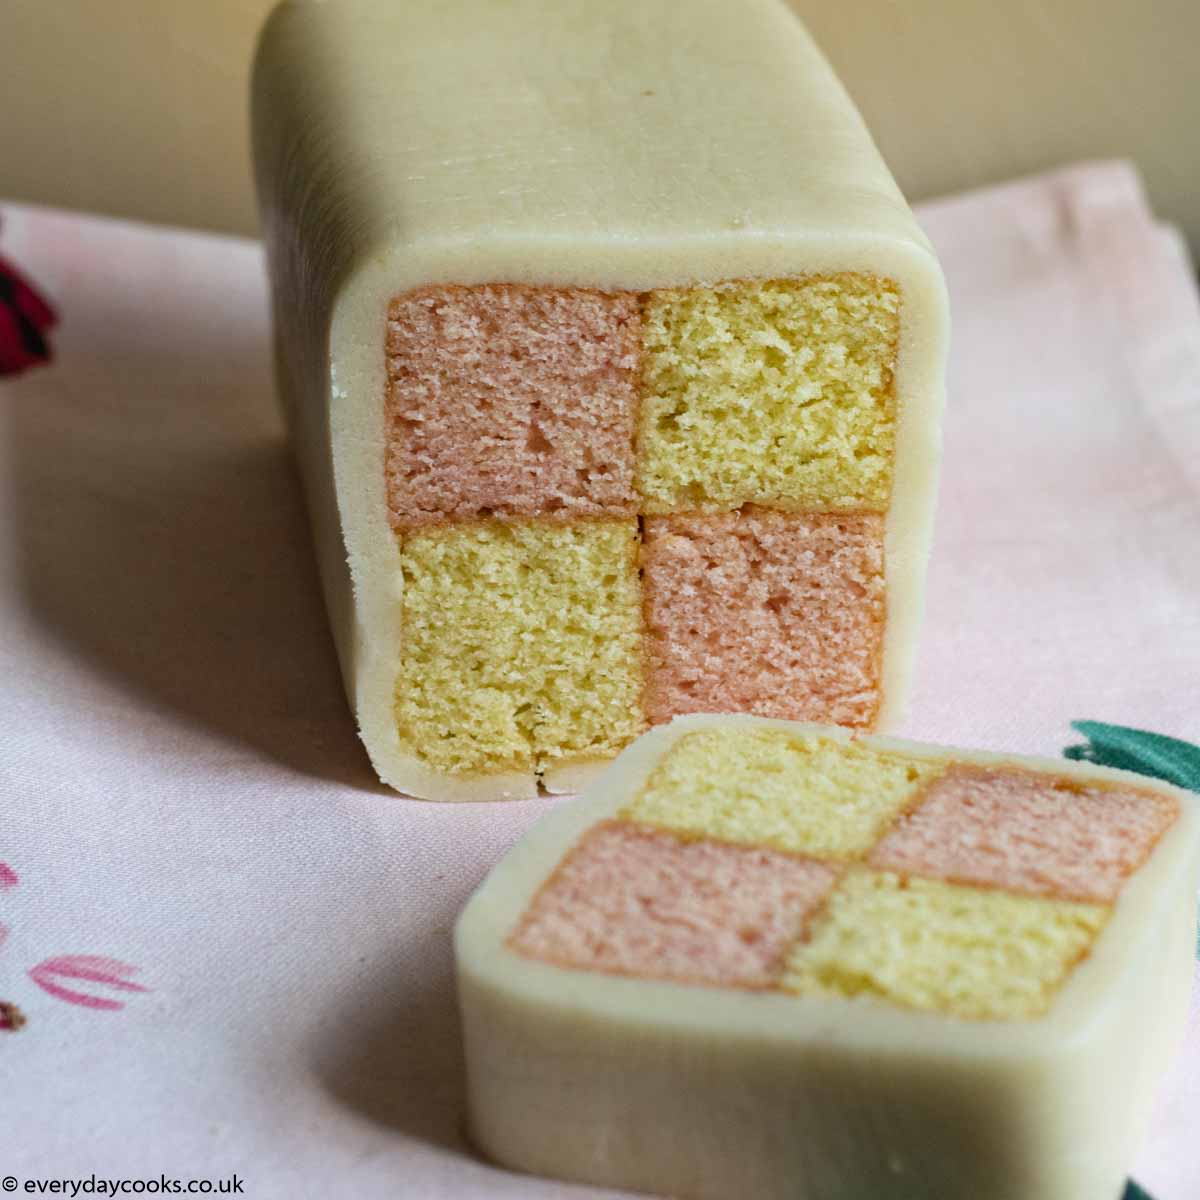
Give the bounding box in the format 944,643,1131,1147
384,278,903,784
253,0,948,798
457,716,1199,1200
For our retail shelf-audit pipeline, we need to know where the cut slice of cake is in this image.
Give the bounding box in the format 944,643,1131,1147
252,0,948,799
457,715,1199,1199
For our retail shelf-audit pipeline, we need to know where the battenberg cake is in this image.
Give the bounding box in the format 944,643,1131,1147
252,0,948,799
457,715,1199,1199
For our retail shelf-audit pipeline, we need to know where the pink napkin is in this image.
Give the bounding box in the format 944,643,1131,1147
1,161,1197,1197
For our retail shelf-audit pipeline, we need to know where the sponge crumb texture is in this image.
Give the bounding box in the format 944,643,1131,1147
394,520,644,775
385,274,905,781
623,728,938,858
871,766,1179,903
783,868,1109,1019
510,821,838,987
509,727,1175,1019
641,509,885,728
636,275,900,513
385,285,640,527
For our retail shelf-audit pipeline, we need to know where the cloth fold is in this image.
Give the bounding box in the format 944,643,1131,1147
1,161,1198,1197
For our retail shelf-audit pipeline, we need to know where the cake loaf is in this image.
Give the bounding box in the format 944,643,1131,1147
252,0,948,799
457,715,1199,1199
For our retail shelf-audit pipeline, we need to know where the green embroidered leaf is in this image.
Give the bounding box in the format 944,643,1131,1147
1123,1182,1154,1200
1064,721,1200,793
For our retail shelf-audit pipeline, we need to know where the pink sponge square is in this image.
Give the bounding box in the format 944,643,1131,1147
640,509,886,729
510,821,837,987
385,285,640,527
870,765,1179,902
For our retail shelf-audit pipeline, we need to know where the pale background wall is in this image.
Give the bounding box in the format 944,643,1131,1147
3,0,1198,250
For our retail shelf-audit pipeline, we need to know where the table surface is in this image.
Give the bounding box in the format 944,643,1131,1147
2,160,1198,1198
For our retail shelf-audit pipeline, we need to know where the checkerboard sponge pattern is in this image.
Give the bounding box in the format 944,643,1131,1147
387,278,898,775
511,728,1177,1019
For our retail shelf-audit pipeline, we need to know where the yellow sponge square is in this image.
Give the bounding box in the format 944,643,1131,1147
395,520,645,775
622,727,938,857
783,868,1109,1019
635,275,900,514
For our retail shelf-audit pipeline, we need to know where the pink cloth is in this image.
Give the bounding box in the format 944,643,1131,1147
1,161,1197,1197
